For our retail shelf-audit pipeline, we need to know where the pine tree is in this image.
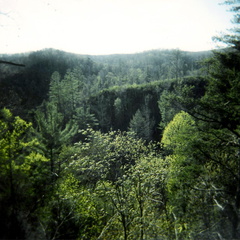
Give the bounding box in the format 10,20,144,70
129,96,155,141
34,101,78,178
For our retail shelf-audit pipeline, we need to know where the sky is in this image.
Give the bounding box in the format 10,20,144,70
0,0,235,55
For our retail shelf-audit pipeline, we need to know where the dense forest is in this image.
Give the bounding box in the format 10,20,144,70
0,48,209,141
1,2,240,239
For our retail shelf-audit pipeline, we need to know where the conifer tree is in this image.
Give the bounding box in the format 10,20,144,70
34,101,78,178
129,96,155,141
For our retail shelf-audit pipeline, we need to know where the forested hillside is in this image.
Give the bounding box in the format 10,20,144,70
1,1,240,239
0,48,209,140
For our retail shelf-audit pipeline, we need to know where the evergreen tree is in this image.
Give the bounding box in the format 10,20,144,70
34,101,78,178
129,96,155,141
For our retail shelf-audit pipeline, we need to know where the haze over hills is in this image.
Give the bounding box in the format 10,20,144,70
0,47,211,140
0,47,211,94
0,47,212,71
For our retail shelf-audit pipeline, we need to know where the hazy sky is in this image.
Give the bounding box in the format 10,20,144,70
0,0,234,55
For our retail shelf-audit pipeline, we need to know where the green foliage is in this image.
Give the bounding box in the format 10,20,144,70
161,112,201,233
214,0,240,50
129,106,155,141
0,108,49,239
66,128,169,239
161,111,240,238
37,173,103,240
161,111,196,151
89,80,164,140
1,5,239,238
0,108,48,175
158,76,206,129
129,109,146,137
34,101,78,177
49,69,98,129
0,48,210,120
114,97,123,118
71,128,148,184
159,21,240,236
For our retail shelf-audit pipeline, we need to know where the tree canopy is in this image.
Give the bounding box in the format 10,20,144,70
0,2,239,238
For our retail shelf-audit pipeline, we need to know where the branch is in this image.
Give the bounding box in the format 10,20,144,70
97,213,118,240
0,60,25,67
197,146,238,179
